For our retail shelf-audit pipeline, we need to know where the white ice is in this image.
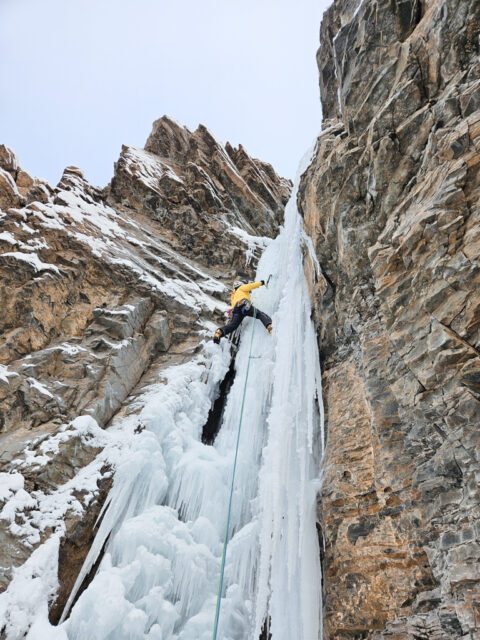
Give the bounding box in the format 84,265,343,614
228,226,271,266
0,146,324,640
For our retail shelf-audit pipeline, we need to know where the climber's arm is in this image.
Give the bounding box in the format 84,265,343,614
240,281,263,293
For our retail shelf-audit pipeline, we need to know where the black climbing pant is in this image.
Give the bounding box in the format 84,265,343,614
219,303,271,337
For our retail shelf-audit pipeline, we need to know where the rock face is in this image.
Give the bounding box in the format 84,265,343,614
0,118,290,613
299,0,480,637
109,117,290,266
0,144,53,212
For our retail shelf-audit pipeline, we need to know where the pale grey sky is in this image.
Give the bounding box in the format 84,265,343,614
0,0,331,187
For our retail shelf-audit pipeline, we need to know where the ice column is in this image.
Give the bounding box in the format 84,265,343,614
250,146,324,640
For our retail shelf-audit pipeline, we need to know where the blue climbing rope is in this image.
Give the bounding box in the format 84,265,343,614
212,309,257,640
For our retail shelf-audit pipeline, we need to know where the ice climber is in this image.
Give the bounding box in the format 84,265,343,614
213,279,272,344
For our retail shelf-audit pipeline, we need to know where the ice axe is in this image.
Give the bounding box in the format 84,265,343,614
264,274,273,288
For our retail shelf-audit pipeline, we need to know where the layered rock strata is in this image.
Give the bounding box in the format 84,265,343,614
300,0,480,637
0,120,290,614
110,116,290,265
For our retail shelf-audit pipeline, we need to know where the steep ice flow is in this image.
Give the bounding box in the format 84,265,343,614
211,145,324,640
251,148,324,639
9,147,323,640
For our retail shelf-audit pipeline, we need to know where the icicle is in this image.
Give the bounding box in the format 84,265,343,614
251,144,324,639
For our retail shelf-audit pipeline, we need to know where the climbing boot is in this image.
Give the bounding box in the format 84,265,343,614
213,328,223,344
266,324,273,335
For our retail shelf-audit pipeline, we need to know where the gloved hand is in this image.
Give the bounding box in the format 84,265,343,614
261,280,265,285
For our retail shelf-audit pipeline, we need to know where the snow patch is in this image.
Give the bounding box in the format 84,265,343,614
27,377,54,398
1,251,60,274
0,472,25,502
0,364,19,383
0,231,17,245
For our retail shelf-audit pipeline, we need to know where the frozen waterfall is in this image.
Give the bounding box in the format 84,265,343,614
29,151,324,640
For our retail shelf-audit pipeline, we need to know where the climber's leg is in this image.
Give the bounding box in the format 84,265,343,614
246,306,272,332
214,311,244,342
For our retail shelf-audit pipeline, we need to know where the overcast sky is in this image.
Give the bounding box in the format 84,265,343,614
0,0,331,187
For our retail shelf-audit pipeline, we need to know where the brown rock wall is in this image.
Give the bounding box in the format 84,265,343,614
301,0,480,636
109,116,291,263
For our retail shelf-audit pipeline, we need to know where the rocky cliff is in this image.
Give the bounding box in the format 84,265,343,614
0,117,290,622
299,0,480,637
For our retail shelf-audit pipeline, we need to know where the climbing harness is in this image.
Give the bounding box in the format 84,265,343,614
235,298,252,315
212,309,257,640
240,301,252,315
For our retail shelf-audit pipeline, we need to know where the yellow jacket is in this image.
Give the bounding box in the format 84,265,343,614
230,281,263,308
